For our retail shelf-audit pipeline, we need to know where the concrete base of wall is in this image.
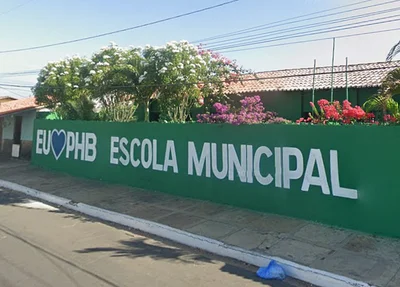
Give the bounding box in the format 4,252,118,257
1,139,12,155
20,141,32,159
0,140,32,160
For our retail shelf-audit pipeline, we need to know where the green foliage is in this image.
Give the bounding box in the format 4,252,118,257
57,95,97,121
381,68,400,97
33,41,246,123
142,42,202,122
89,43,142,100
32,56,94,120
142,41,246,122
364,96,399,116
363,68,400,120
98,95,137,122
88,43,144,122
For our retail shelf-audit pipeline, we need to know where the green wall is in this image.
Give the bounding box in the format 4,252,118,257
228,91,302,121
36,111,61,120
31,120,400,238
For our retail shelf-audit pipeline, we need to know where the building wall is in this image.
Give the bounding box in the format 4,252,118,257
2,115,14,140
21,110,36,141
249,87,379,121
132,87,380,122
225,91,303,121
1,110,37,159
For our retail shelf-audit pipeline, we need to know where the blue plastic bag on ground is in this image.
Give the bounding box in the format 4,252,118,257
256,260,286,280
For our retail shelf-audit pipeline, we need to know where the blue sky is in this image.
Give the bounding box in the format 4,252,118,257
0,0,398,97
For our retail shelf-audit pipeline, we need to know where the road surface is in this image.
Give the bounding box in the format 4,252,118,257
0,188,311,287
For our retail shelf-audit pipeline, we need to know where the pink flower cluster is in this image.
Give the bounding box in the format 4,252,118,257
197,95,289,125
383,114,398,123
198,46,235,67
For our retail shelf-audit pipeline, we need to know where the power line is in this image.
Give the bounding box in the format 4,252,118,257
0,86,27,98
218,27,400,53
0,74,38,78
0,0,239,54
0,86,33,92
0,0,36,17
193,0,388,43
206,14,400,50
0,70,40,78
0,29,398,88
202,7,400,47
3,65,399,90
0,69,40,75
207,15,400,51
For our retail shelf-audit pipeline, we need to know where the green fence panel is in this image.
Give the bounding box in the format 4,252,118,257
31,119,399,237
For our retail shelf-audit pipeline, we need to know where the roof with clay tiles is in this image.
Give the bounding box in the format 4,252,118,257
225,61,400,94
0,97,40,116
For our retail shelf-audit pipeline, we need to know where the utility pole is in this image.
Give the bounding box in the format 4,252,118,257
330,38,336,102
345,57,349,100
312,59,316,104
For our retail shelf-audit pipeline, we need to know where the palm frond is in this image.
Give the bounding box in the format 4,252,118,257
363,96,399,116
58,95,96,121
363,95,388,112
387,98,400,116
387,40,400,62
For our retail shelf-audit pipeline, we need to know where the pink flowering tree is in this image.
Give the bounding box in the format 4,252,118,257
197,95,290,125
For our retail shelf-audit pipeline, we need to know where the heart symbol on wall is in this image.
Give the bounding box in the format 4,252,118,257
51,129,66,160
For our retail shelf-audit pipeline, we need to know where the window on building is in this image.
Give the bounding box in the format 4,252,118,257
13,116,22,145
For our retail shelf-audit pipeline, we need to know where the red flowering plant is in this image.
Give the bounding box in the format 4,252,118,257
296,99,383,125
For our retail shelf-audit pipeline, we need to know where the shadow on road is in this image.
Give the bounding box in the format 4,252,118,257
75,237,268,285
48,209,96,223
0,184,298,286
77,237,214,264
0,189,29,205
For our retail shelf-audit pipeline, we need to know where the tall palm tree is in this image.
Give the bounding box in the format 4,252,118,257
387,40,400,62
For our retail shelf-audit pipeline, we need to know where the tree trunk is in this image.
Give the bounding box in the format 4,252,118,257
144,101,150,122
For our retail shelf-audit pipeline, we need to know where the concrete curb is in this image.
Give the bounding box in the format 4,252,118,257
0,179,374,287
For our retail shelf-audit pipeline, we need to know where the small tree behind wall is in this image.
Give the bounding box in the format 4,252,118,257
143,41,245,122
33,56,97,120
88,43,142,122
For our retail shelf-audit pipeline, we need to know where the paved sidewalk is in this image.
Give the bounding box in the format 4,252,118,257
1,160,400,287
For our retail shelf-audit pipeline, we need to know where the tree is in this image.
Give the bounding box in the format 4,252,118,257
88,43,143,122
132,50,157,123
33,41,246,123
33,55,96,120
387,40,400,62
143,41,244,122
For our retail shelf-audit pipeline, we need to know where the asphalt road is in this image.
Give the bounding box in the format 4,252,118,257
0,188,311,287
